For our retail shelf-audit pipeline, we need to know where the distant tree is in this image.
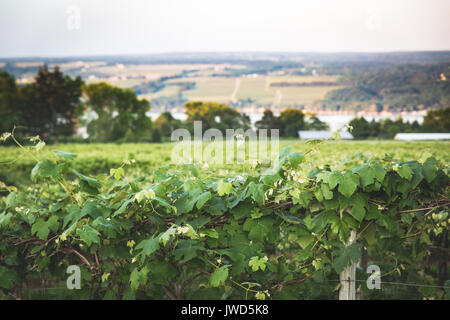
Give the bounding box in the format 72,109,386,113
279,108,305,137
83,82,152,142
151,127,162,143
322,63,450,111
255,109,281,134
123,128,136,143
21,65,83,137
0,71,21,134
422,107,450,132
369,119,381,137
305,115,329,131
348,117,372,139
410,120,422,132
381,117,423,138
184,101,250,134
154,112,183,138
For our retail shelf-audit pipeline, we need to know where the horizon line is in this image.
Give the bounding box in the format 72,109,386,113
1,49,450,60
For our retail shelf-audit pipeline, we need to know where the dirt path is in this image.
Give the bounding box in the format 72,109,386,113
231,78,241,103
273,89,282,107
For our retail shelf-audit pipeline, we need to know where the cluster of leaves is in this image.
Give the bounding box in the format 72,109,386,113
83,82,153,143
0,136,449,300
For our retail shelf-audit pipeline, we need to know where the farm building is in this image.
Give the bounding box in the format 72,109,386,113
298,130,354,140
394,133,450,141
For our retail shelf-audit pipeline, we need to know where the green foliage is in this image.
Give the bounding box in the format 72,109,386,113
0,134,448,300
348,117,372,140
83,82,152,142
21,65,83,137
153,112,184,138
1,67,157,142
279,108,305,137
322,63,450,111
423,108,450,132
0,71,21,135
348,108,450,140
305,115,329,131
151,127,162,143
184,101,250,134
248,256,268,272
332,243,362,273
210,265,229,287
256,109,328,137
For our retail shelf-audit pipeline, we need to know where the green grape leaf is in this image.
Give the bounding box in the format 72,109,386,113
196,191,212,209
209,265,229,287
248,256,268,272
397,164,413,181
159,225,177,246
52,150,77,160
130,266,149,291
76,224,100,246
332,243,362,273
372,163,386,183
72,169,102,189
173,240,204,263
31,160,60,181
247,183,265,205
217,180,232,196
31,215,59,240
136,236,160,257
422,157,437,183
338,172,359,198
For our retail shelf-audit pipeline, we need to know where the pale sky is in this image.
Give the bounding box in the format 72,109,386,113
0,0,449,58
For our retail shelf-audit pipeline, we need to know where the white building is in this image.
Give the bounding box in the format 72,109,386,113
298,130,354,140
394,133,450,141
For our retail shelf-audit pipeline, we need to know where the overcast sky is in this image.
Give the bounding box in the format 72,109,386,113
1,0,449,58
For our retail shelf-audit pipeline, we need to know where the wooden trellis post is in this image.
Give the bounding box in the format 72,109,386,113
339,230,357,300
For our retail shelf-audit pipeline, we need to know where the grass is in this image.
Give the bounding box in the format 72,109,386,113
1,140,448,186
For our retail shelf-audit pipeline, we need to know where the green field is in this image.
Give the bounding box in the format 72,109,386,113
1,140,448,186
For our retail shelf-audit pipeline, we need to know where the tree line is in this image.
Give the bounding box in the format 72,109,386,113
348,108,450,139
321,63,450,112
0,66,155,143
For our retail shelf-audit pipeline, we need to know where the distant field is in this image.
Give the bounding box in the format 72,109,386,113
179,77,236,103
237,75,342,106
163,75,344,107
1,140,448,186
268,75,340,84
14,62,44,68
94,64,215,78
49,61,107,72
9,62,346,107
